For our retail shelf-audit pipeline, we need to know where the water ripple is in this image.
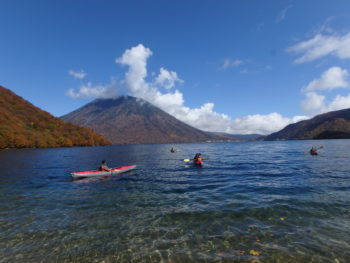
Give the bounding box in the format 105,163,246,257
1,140,350,262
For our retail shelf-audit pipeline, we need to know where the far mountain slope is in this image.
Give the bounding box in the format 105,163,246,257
212,132,263,141
264,108,350,141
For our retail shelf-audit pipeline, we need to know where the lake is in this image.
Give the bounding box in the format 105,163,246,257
0,140,349,262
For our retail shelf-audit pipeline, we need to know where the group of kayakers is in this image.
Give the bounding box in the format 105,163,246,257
171,147,204,166
98,152,204,172
98,145,322,171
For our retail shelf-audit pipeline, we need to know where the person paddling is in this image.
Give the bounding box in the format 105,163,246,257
170,147,176,153
99,160,112,171
193,153,203,166
310,147,318,155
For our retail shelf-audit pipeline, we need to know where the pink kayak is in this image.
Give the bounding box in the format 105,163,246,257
71,165,136,179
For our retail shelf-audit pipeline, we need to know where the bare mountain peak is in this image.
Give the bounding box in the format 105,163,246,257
84,96,156,113
62,96,231,144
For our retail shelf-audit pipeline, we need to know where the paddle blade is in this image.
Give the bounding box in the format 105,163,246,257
183,159,191,162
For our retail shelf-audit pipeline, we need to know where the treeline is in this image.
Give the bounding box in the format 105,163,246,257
0,86,111,148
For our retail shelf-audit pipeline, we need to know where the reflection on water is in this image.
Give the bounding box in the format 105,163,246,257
1,140,350,262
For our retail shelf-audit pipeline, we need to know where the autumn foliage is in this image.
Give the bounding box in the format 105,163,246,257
0,86,111,148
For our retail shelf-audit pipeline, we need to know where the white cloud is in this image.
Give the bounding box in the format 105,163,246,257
115,44,304,135
328,93,350,111
230,113,307,135
220,58,244,70
301,92,326,113
68,70,87,79
66,81,117,99
301,91,350,115
301,67,350,115
116,44,152,96
154,67,183,89
287,32,350,63
276,5,293,23
304,66,348,92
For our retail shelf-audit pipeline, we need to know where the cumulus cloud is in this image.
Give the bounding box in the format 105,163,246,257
68,70,87,79
116,44,152,96
154,67,183,89
66,44,307,135
287,32,350,63
230,113,307,135
304,66,348,92
301,67,350,115
301,92,326,113
66,81,117,99
328,93,350,111
115,44,304,135
302,91,350,115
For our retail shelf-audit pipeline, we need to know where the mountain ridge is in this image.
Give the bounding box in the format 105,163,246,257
264,108,350,141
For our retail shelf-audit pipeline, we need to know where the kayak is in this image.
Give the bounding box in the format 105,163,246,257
194,161,203,167
71,165,136,179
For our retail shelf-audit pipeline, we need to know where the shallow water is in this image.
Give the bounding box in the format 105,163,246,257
0,140,350,262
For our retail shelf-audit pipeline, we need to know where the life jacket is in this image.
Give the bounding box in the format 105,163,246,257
195,157,203,164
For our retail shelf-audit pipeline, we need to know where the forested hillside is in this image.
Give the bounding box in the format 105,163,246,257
264,108,350,141
0,86,111,148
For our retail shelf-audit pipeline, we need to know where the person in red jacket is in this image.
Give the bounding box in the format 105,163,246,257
193,153,203,166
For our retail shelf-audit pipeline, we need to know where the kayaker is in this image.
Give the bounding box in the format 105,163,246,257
170,148,176,153
193,153,203,166
310,147,317,155
99,160,112,171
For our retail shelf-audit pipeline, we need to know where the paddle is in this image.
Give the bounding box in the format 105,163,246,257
183,157,208,162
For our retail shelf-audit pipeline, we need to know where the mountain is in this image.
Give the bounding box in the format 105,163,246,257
212,132,263,141
0,86,111,148
61,96,234,144
231,134,264,141
264,108,350,141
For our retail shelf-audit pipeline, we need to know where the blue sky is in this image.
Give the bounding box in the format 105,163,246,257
1,0,350,134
